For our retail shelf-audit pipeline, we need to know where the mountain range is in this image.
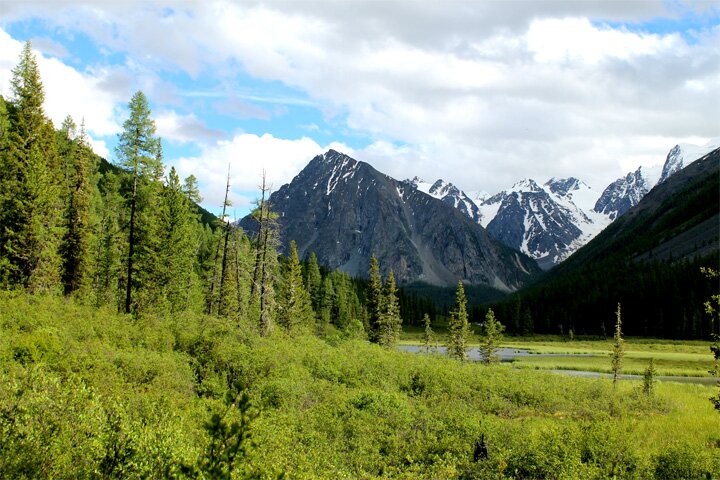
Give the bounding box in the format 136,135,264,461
499,147,720,338
240,150,540,290
408,138,719,269
240,138,718,290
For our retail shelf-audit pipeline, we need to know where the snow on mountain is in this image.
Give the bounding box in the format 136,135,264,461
595,138,719,220
405,177,482,224
398,139,718,270
478,178,611,269
659,137,720,184
593,165,662,220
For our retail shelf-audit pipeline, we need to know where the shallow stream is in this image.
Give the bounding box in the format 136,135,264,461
398,345,717,386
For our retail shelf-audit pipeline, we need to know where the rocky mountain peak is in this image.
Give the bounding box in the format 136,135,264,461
545,177,581,196
241,150,540,289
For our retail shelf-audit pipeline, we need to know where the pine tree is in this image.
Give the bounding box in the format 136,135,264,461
157,166,197,312
0,41,62,292
282,240,315,335
367,256,384,343
447,281,470,361
423,314,434,352
92,171,124,308
216,169,233,315
479,309,504,365
611,303,624,388
318,275,335,334
642,358,657,396
305,252,323,312
115,90,161,313
378,270,402,348
60,120,96,296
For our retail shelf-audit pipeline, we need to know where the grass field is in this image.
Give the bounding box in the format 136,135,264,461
2,294,719,478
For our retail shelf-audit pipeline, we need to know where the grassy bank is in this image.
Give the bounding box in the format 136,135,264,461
1,293,719,478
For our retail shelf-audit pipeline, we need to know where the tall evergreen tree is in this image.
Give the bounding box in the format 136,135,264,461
447,281,471,361
0,41,62,292
216,169,233,315
611,303,625,388
60,120,96,296
378,270,402,348
92,171,124,308
479,309,504,365
157,166,197,312
279,240,314,334
423,314,434,352
305,252,323,312
367,256,384,343
115,91,161,313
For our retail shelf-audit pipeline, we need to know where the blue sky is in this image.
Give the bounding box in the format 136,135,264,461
0,1,718,216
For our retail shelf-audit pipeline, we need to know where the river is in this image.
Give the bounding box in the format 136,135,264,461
398,345,718,386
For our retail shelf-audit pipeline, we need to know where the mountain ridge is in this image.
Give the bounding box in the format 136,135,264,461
240,149,540,289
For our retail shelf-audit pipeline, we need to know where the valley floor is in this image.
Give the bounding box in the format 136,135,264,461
1,294,719,479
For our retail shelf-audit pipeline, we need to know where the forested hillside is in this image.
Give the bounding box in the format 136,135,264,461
0,42,393,341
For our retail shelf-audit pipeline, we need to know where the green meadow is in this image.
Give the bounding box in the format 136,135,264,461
2,293,719,479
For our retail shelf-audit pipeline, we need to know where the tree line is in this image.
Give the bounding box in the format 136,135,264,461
0,41,422,348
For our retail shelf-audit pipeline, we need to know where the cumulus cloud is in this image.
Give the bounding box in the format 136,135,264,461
2,1,719,203
172,133,350,211
155,110,226,144
0,28,122,138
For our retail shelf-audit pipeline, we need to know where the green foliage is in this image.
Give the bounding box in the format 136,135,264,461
423,314,434,352
447,281,470,361
367,255,384,343
281,241,315,335
182,388,259,480
1,294,719,478
0,41,62,292
479,308,504,365
643,358,657,396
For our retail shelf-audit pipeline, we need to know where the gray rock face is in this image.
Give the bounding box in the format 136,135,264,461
406,177,483,224
241,150,540,289
593,166,657,220
483,180,585,270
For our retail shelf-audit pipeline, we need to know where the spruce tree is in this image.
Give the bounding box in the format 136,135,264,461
447,281,470,361
479,309,504,365
423,314,434,352
115,90,161,313
378,270,401,348
60,120,95,296
642,358,657,396
282,240,315,335
611,303,625,388
367,255,384,343
157,166,196,312
305,252,323,312
0,41,62,292
92,171,124,308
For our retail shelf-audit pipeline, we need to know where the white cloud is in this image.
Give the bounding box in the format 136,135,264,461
1,1,718,205
155,110,225,145
172,133,351,211
0,28,122,139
